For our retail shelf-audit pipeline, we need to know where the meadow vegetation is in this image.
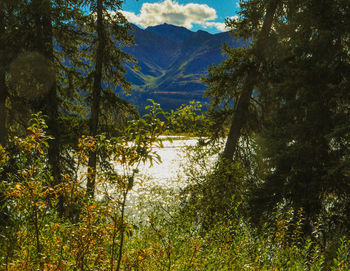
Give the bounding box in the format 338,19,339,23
0,108,349,270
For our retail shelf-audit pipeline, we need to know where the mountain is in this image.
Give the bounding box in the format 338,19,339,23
120,23,243,112
145,23,193,43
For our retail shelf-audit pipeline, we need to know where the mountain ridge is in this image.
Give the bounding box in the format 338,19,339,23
145,23,194,43
120,23,242,111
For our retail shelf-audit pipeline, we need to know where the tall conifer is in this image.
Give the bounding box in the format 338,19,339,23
252,0,350,236
84,0,135,197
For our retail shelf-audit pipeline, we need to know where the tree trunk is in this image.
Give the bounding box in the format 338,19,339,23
0,72,7,147
42,1,61,186
0,12,9,223
0,7,8,147
222,0,279,161
87,0,104,198
32,0,63,213
222,67,257,160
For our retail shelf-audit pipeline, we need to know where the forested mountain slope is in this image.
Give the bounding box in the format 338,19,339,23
120,23,242,111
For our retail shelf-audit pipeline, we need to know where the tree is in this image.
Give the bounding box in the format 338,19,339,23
0,0,91,219
0,0,39,226
224,0,279,161
84,0,135,197
204,0,280,162
250,0,350,238
0,5,7,147
200,0,280,221
31,0,61,190
205,0,350,240
0,0,27,147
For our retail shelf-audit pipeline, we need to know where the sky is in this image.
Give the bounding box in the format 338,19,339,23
121,0,240,34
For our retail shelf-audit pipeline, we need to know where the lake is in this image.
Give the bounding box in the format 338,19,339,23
125,137,199,220
95,136,221,220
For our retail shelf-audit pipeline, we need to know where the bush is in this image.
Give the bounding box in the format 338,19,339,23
0,111,349,270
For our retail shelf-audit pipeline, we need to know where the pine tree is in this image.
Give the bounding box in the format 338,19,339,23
199,0,281,223
0,0,26,146
205,0,350,238
209,0,280,162
84,0,135,197
0,5,7,147
250,0,350,237
1,0,91,217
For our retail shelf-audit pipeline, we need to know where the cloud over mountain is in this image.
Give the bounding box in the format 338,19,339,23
203,16,239,31
122,0,224,31
204,22,226,32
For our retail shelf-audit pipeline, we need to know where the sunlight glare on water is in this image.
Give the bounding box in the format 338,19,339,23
125,138,198,218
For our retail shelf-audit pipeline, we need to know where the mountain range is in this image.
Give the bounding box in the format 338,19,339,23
119,23,243,112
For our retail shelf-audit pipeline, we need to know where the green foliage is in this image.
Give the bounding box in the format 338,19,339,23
1,110,350,270
332,238,350,271
2,1,350,270
181,141,247,227
123,186,345,271
205,0,350,244
246,0,350,238
168,100,210,136
0,109,166,269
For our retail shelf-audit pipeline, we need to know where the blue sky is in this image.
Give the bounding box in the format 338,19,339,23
121,0,240,33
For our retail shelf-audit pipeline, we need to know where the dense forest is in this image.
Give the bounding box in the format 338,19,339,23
1,0,350,270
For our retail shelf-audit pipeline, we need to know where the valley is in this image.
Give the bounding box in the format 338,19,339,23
119,23,243,111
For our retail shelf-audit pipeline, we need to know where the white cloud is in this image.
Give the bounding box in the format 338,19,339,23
204,22,227,32
122,0,227,31
230,15,240,20
203,16,239,32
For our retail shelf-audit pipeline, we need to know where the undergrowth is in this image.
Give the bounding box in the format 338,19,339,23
0,113,349,270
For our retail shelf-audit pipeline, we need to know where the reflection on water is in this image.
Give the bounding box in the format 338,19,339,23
95,137,219,221
125,138,198,220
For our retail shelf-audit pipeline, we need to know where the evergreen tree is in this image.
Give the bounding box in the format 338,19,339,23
0,4,8,147
206,0,280,162
201,0,281,221
251,0,350,238
83,0,135,197
1,0,90,217
206,0,350,239
0,0,27,147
